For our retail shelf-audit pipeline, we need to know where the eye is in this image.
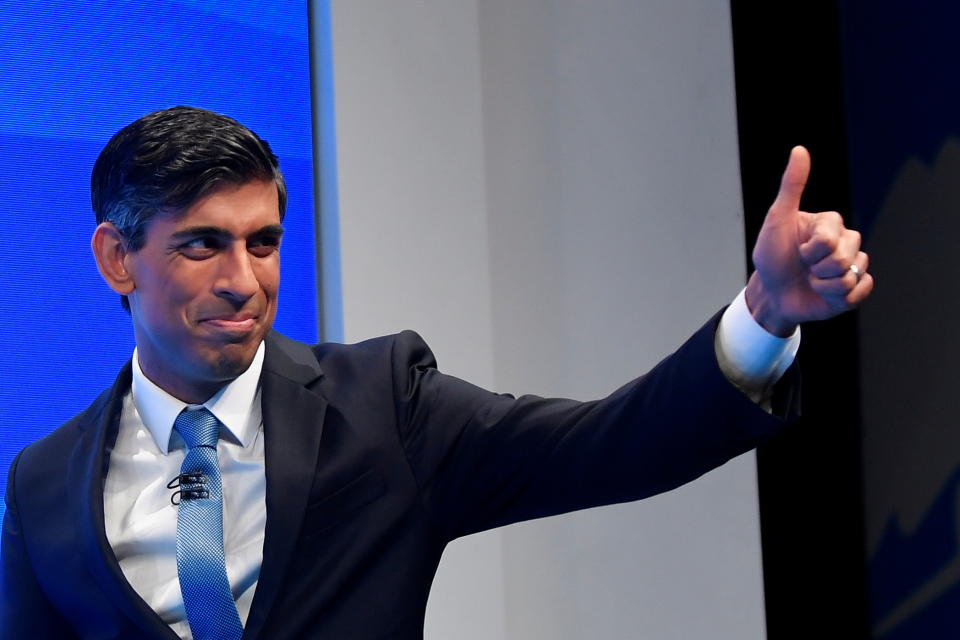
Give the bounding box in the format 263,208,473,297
248,236,280,258
179,236,220,259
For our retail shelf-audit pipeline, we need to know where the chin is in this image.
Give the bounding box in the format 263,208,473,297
209,344,258,380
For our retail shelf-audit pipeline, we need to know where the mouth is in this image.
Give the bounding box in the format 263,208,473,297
199,313,259,335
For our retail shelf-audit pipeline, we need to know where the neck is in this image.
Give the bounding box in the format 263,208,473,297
135,355,228,405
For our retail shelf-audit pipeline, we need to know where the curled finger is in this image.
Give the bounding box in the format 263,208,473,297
809,230,862,278
799,211,844,264
808,251,869,294
845,271,874,307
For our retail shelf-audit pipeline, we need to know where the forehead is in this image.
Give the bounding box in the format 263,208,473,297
162,179,281,232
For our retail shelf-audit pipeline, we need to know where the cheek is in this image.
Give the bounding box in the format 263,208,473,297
256,261,281,299
150,267,213,321
169,269,208,297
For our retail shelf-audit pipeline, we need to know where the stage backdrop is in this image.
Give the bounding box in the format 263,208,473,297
0,1,319,522
848,1,960,637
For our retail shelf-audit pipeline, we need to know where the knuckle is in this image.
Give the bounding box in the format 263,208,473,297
816,210,842,227
813,227,839,250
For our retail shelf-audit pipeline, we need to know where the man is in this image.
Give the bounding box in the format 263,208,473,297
0,107,871,639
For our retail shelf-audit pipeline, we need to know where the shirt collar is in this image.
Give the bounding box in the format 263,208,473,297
131,341,265,454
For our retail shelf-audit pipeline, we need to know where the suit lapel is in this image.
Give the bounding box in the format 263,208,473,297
69,363,180,640
67,334,326,640
243,333,327,639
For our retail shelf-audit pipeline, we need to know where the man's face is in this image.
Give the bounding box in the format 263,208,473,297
125,179,282,402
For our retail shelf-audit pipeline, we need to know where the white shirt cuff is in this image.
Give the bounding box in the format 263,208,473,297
715,287,800,399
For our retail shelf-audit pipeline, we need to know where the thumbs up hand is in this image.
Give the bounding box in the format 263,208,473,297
745,146,873,337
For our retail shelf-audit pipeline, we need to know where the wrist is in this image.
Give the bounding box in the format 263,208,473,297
745,273,798,338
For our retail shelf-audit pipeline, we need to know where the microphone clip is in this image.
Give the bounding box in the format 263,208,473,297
167,472,210,505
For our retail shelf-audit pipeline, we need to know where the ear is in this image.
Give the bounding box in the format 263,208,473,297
91,222,136,295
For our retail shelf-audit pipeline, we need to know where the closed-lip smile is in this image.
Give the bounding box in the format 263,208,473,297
200,312,258,331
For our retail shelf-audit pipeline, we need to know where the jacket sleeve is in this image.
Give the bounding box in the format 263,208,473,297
1,449,78,638
391,311,799,541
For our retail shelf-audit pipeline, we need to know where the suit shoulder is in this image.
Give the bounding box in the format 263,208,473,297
311,330,437,369
11,382,115,482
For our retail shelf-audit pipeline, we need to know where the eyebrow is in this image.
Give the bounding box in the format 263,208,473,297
169,224,285,241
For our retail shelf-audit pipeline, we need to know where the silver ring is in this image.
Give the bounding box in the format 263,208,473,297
849,263,863,284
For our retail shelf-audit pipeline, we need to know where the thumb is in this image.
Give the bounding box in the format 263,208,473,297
769,145,810,217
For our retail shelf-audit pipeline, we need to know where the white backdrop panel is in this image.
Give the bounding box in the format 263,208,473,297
329,1,764,637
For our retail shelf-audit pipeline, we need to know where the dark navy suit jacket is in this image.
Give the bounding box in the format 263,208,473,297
1,315,797,639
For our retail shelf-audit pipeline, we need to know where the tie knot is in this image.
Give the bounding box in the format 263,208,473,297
174,408,220,450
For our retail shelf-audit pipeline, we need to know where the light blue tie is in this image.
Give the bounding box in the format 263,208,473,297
173,408,244,640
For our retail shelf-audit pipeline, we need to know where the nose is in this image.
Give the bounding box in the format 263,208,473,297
213,244,259,304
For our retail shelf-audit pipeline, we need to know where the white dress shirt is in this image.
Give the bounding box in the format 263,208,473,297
102,293,799,639
104,342,267,640
716,288,800,404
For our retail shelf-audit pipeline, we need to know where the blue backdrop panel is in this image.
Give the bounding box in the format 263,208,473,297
0,1,318,522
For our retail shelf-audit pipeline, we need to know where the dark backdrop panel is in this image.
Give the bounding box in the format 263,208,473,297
730,3,870,637
735,2,960,638
846,1,960,638
0,1,317,522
